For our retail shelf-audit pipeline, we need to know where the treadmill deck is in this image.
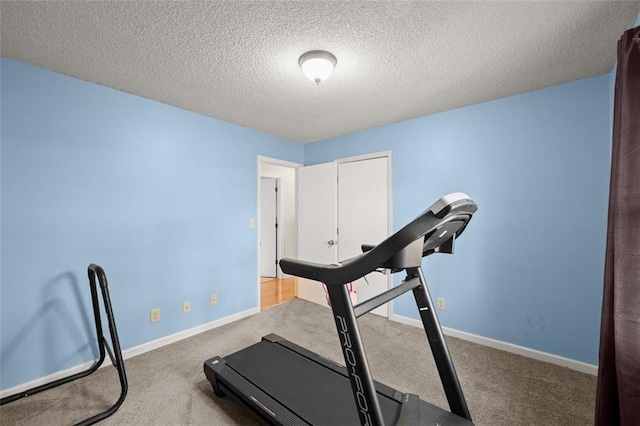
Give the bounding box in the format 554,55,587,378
204,335,473,426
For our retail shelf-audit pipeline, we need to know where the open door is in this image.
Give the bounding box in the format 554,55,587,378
296,162,338,305
297,155,390,316
260,177,278,278
337,157,389,316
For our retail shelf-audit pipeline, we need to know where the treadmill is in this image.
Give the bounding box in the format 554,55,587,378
204,193,477,425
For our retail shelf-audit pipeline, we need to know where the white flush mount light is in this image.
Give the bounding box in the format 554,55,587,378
299,50,337,85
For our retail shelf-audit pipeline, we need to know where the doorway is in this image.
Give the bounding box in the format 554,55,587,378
258,156,302,310
258,153,391,313
260,177,278,278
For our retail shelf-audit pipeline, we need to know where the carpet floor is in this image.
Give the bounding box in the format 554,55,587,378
0,298,596,425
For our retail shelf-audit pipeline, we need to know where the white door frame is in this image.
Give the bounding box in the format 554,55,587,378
257,156,302,311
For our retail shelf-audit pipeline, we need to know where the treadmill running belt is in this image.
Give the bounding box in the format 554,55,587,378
224,340,401,425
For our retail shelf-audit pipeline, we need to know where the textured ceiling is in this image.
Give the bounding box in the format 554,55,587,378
1,1,639,143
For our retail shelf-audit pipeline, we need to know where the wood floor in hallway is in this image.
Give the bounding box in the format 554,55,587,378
260,276,297,310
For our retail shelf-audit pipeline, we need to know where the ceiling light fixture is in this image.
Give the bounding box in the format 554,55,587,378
298,50,337,85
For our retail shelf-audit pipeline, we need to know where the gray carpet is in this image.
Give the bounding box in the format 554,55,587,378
0,299,596,425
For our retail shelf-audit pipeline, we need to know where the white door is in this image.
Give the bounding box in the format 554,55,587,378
297,162,337,305
260,178,277,277
338,157,389,316
297,156,390,316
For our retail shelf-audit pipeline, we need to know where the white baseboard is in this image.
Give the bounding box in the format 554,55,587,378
390,314,598,376
0,307,259,399
123,307,259,359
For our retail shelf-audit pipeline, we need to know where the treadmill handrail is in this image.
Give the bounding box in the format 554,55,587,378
280,196,476,286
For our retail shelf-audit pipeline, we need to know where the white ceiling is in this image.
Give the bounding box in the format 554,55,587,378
1,1,639,143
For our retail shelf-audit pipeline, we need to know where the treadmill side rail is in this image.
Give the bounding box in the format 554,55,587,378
204,356,226,398
395,393,421,426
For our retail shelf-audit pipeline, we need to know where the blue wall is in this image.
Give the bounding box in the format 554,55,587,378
0,58,303,390
0,43,621,390
305,75,611,365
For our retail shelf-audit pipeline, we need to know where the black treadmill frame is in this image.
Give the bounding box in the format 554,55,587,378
206,334,407,426
325,265,471,425
206,194,477,426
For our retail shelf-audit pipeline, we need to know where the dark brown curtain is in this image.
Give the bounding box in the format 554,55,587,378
595,25,640,426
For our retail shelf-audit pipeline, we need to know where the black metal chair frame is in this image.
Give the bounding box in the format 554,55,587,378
0,264,128,426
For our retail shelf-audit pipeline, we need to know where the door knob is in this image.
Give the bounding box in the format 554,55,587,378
328,240,336,246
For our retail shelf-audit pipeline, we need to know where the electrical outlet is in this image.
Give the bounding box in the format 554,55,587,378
183,301,191,314
150,308,160,323
437,298,446,310
210,294,217,305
